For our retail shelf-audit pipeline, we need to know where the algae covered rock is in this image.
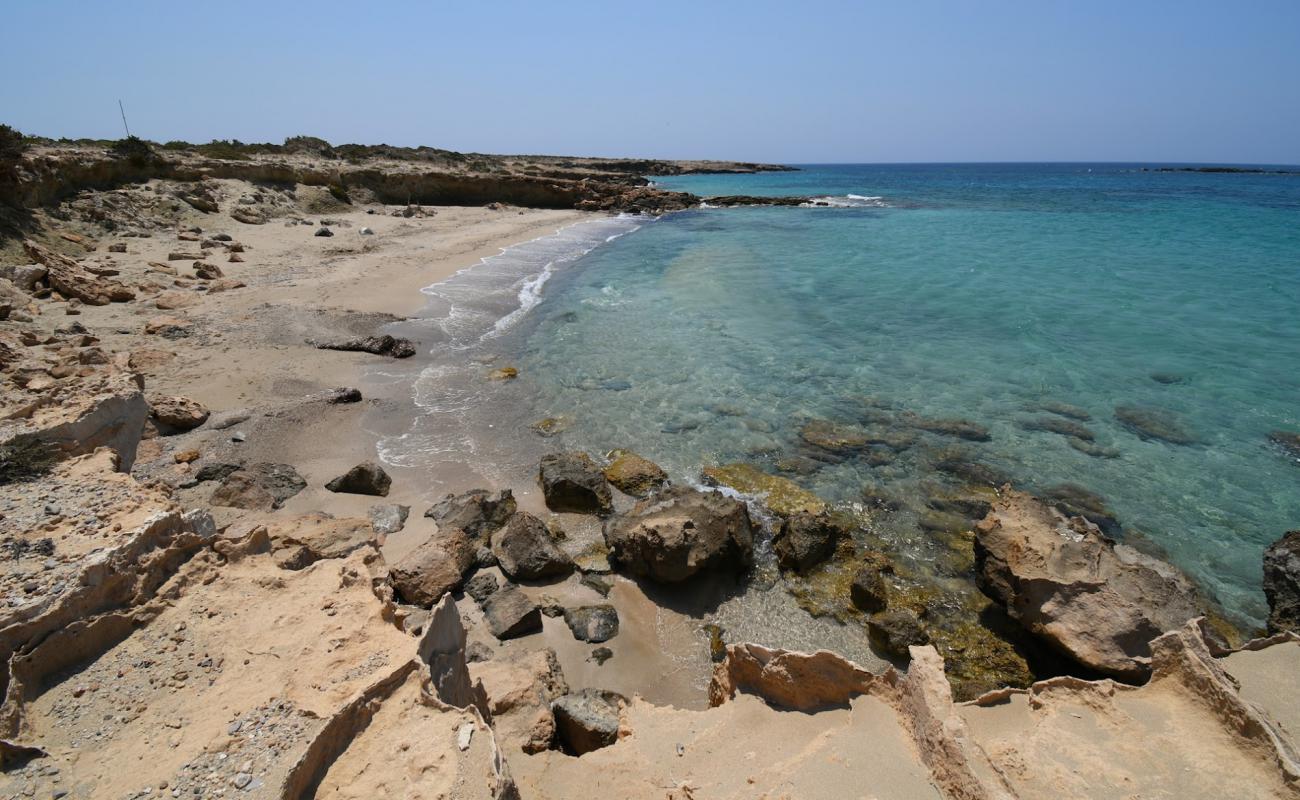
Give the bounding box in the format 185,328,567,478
603,449,668,497
701,462,825,516
1264,530,1300,635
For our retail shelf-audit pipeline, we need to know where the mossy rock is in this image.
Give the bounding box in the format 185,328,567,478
701,462,825,517
603,450,668,497
531,416,570,437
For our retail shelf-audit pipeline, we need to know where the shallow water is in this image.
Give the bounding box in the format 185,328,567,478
382,163,1300,631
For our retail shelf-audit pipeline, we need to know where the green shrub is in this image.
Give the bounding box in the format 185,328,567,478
0,124,27,163
0,437,59,485
109,135,156,166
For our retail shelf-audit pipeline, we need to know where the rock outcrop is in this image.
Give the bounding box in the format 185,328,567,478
974,489,1207,680
22,239,135,305
1264,530,1300,635
603,485,754,582
0,367,147,472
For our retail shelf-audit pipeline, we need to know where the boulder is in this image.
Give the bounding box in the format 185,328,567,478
481,587,543,640
209,471,275,511
367,503,409,535
193,262,223,280
471,648,568,754
602,450,668,497
773,511,848,573
868,609,929,657
490,512,574,581
1268,430,1300,460
1263,530,1300,634
849,567,889,612
208,462,306,511
973,490,1205,680
464,572,500,603
603,485,754,582
551,689,627,755
327,387,363,404
389,529,476,606
563,605,619,643
148,395,209,431
22,240,135,305
424,488,516,538
708,643,877,711
313,334,416,359
539,452,613,515
0,264,46,292
324,461,391,496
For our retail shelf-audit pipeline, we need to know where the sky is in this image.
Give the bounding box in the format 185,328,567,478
3,1,1298,164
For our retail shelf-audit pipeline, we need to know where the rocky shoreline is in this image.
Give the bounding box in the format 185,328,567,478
2,141,1300,798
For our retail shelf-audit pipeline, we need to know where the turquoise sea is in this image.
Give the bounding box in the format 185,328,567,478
382,164,1300,630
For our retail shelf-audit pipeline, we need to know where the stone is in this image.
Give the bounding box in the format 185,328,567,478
466,641,494,663
148,395,209,431
603,485,754,582
206,278,245,293
22,240,135,305
551,689,627,755
192,262,223,280
389,529,476,606
481,587,542,640
590,647,613,665
1268,430,1300,460
464,572,500,603
974,490,1207,680
701,462,825,516
209,471,274,511
367,503,409,535
0,263,47,292
327,387,363,404
849,567,889,612
531,416,571,437
490,512,574,581
1114,404,1195,445
144,316,192,336
324,461,391,496
539,451,613,515
602,449,668,497
708,643,877,711
0,368,148,471
868,609,929,657
1018,416,1095,441
1263,530,1300,634
488,366,518,380
424,488,516,538
773,511,849,573
899,413,991,442
563,605,619,643
208,463,306,511
154,291,198,310
174,449,200,464
313,334,416,358
315,227,334,237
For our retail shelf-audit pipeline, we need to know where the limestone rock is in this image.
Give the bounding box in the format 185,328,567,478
389,529,476,606
424,488,516,537
1264,530,1300,634
22,239,135,305
551,689,627,755
0,263,46,292
193,262,223,280
539,451,613,515
602,450,668,497
603,485,754,582
0,368,147,472
974,490,1206,680
324,461,391,496
563,605,619,643
148,395,209,431
701,462,825,516
490,512,574,581
708,643,878,711
482,587,542,640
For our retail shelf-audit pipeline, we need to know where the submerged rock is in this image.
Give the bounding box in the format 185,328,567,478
1030,400,1092,421
424,488,516,537
324,461,391,496
490,512,574,580
1263,530,1300,635
539,451,613,515
1067,437,1121,459
1018,415,1095,441
701,462,825,516
604,485,754,582
563,605,620,643
602,449,668,497
1114,404,1195,445
973,490,1206,680
899,412,991,442
551,689,627,755
1041,483,1121,535
1268,430,1300,461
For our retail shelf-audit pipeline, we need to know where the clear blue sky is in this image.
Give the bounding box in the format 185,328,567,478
4,1,1298,164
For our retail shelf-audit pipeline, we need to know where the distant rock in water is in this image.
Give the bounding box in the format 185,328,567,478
1268,430,1300,461
1150,372,1187,385
1018,415,1096,441
1114,404,1195,445
898,412,991,442
1263,530,1300,635
1028,400,1092,422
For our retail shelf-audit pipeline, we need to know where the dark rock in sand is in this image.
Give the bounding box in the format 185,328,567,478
563,605,620,643
580,573,612,597
325,461,391,496
850,567,889,613
464,572,500,603
390,529,476,606
1268,430,1300,461
539,451,613,515
208,462,306,510
602,449,668,497
313,334,416,359
974,490,1206,680
327,387,363,404
552,689,627,755
466,641,494,663
314,226,334,237
424,488,516,538
1114,404,1195,445
899,412,991,442
482,587,543,640
1019,416,1096,441
192,461,242,485
368,503,409,535
1264,530,1300,635
491,512,575,580
590,647,614,665
868,609,929,656
773,511,849,573
604,485,754,582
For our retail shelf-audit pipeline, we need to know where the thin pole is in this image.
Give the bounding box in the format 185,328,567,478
118,100,131,138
